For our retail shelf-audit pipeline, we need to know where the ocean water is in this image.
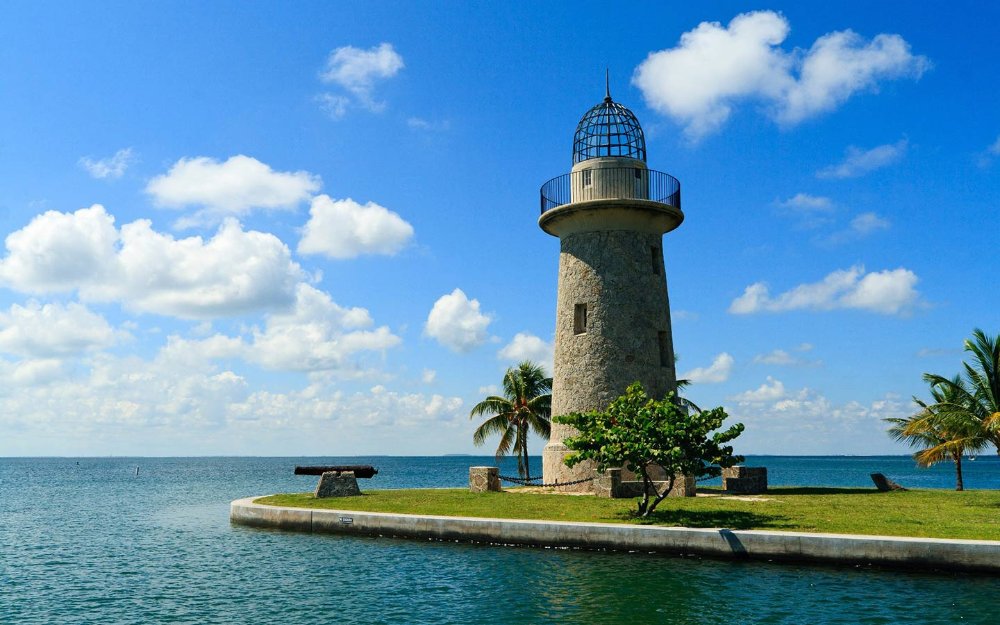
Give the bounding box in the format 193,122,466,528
2,455,998,624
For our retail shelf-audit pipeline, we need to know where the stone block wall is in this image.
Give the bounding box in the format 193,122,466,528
722,466,768,494
594,468,695,498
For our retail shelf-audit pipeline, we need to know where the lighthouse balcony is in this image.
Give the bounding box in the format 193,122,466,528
540,167,681,214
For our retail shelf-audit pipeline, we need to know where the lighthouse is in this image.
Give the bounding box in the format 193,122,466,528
539,83,684,491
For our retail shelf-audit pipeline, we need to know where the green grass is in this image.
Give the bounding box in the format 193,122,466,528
255,487,1000,541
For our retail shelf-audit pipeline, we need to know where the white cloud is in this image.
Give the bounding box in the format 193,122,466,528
849,212,891,235
729,265,920,315
775,193,835,229
753,349,796,366
0,205,118,292
497,332,554,372
422,369,436,384
633,11,927,139
146,155,320,226
424,288,493,353
247,284,401,371
316,93,351,119
820,211,892,246
725,386,909,455
79,148,136,179
777,193,833,213
816,139,908,178
0,301,118,358
729,376,786,402
320,42,404,113
680,352,734,384
0,205,304,319
0,344,468,454
298,195,414,259
753,348,821,368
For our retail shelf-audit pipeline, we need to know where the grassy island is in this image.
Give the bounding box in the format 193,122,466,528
256,487,1000,541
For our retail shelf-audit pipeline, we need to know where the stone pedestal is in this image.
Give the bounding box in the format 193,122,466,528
722,466,767,494
315,471,362,498
469,466,501,493
594,468,695,498
593,468,622,498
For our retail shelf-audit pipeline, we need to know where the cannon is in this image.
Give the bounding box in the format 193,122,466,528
294,465,378,479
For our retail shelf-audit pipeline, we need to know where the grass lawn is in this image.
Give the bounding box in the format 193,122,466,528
255,487,1000,541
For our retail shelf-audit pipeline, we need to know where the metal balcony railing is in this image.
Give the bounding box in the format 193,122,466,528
540,167,681,214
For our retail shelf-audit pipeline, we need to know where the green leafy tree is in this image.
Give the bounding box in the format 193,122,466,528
921,329,1000,455
555,382,744,517
470,361,552,479
886,375,987,490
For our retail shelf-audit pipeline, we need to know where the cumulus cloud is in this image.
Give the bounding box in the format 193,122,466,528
79,148,136,179
680,352,734,384
729,265,920,315
0,205,118,291
633,11,927,138
248,284,400,371
990,136,1000,155
298,195,414,259
497,332,554,372
0,301,118,358
422,369,436,384
424,288,493,353
146,155,320,226
729,376,786,402
816,139,908,178
157,284,401,374
0,205,304,319
319,42,404,114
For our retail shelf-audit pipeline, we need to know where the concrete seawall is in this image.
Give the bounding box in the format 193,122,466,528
231,497,1000,574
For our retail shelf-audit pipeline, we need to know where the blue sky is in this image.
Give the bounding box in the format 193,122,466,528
1,1,997,456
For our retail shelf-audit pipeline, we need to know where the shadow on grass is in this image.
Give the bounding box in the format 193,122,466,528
767,487,881,496
621,509,793,530
701,487,880,496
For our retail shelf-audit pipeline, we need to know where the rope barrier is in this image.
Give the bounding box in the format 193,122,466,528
497,474,595,488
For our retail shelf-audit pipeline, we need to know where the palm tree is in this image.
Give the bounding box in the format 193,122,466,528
923,329,1000,455
470,361,551,479
886,375,987,490
673,352,701,413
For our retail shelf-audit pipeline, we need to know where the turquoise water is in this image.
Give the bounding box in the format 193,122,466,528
2,456,998,624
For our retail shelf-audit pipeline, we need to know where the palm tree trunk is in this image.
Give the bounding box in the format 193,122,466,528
522,422,531,479
953,452,964,491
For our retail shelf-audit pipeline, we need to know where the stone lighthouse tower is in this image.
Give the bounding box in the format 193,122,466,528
540,83,683,491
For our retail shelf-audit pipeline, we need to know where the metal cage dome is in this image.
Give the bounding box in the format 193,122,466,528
572,91,646,165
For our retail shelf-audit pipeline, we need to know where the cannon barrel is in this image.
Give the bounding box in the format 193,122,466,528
294,465,378,479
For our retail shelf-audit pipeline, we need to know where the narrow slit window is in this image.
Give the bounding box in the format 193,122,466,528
651,246,661,275
658,331,670,367
582,169,592,186
574,304,588,335
634,168,642,179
